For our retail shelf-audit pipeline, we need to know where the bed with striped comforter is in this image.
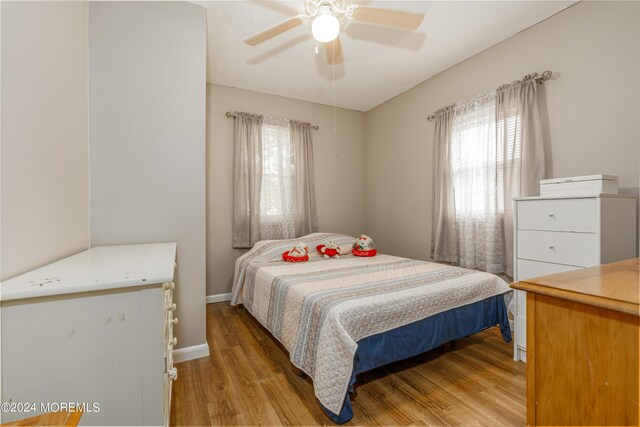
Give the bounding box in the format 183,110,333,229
231,233,512,417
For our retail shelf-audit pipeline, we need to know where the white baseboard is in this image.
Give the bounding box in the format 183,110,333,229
173,342,210,363
206,293,232,304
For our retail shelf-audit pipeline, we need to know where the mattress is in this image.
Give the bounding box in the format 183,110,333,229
231,233,512,416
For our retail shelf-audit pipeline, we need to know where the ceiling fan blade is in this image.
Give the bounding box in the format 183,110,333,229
325,37,343,65
352,6,424,30
243,16,304,46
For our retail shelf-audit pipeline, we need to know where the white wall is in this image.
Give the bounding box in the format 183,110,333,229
365,1,640,260
89,2,207,350
207,84,366,296
1,1,89,281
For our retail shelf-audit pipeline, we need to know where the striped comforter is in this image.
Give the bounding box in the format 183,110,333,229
231,233,511,414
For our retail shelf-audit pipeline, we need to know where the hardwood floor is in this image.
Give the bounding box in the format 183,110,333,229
170,302,526,426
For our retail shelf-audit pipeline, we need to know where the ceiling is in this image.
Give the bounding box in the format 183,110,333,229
201,1,574,112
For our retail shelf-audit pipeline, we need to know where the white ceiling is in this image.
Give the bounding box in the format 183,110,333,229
202,1,574,112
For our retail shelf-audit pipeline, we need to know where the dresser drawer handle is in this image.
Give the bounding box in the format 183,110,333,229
167,303,177,312
168,367,178,381
163,282,175,291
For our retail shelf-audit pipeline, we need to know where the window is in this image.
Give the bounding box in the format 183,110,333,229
448,95,522,273
259,119,295,240
232,112,317,248
431,75,545,276
451,98,521,216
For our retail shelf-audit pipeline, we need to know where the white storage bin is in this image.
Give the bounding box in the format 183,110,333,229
540,174,618,197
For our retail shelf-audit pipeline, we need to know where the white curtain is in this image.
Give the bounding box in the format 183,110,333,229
431,74,545,276
497,75,546,275
260,117,296,240
233,113,263,248
431,106,457,262
290,120,319,236
451,92,504,273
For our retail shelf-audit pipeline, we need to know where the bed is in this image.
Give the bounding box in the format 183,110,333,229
231,233,512,423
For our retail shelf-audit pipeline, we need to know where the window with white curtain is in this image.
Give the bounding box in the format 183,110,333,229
448,94,522,273
431,74,545,276
450,96,498,216
451,99,522,216
232,112,318,248
259,118,296,240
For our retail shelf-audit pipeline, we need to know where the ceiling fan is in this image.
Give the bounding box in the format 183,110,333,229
243,0,425,65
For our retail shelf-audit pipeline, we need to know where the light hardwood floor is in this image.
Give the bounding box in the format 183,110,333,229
170,302,526,426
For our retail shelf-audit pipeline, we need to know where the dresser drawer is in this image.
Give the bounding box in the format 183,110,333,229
517,230,598,267
517,198,596,232
516,259,583,281
514,260,583,322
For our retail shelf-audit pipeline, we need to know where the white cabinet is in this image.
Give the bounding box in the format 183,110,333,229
513,195,636,362
0,244,178,426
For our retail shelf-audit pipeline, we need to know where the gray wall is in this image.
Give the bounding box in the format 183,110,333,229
1,1,89,281
89,2,207,349
365,1,640,261
206,84,367,296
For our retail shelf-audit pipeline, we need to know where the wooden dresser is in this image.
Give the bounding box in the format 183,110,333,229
1,244,178,426
511,258,639,426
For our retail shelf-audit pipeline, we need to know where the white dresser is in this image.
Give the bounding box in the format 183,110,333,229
0,244,178,426
513,194,637,361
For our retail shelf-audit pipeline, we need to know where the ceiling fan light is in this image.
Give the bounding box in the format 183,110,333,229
312,13,340,43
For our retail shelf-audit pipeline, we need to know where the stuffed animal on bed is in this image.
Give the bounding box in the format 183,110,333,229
316,240,343,259
352,234,377,257
282,242,309,262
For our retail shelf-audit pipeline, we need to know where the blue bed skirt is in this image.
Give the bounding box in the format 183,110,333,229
320,294,512,424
